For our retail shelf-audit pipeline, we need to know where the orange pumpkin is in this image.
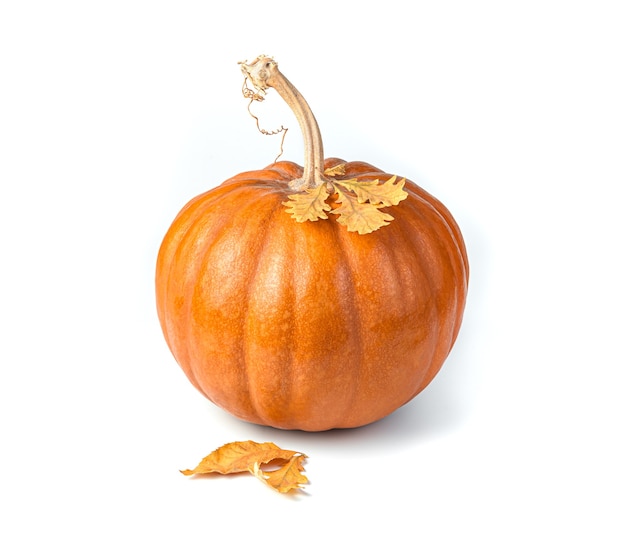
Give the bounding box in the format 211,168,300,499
156,56,469,431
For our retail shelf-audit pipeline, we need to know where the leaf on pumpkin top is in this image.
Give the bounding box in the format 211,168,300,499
283,182,331,222
283,174,408,234
335,175,408,206
323,163,346,176
331,188,395,234
181,440,308,494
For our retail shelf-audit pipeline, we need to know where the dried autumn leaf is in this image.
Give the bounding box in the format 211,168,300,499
181,440,300,475
283,174,407,233
181,440,308,494
331,188,395,234
283,182,330,222
323,163,346,176
252,454,309,493
335,175,408,206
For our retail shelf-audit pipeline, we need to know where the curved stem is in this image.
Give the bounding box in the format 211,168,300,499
240,56,325,190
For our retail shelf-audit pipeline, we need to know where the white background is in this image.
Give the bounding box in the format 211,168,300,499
1,1,625,535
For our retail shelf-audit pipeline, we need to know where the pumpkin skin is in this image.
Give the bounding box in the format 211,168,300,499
156,157,469,431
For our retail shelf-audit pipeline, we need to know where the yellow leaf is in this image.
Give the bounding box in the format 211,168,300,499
335,175,408,206
331,189,395,234
181,440,308,494
323,163,346,176
181,440,301,476
283,182,330,222
252,454,309,493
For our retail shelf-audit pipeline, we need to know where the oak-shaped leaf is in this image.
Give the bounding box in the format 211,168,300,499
181,440,308,494
323,163,346,177
283,174,408,233
331,188,395,234
283,182,330,222
335,175,408,206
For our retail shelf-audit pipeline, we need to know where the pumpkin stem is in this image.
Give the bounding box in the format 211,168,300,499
240,56,325,190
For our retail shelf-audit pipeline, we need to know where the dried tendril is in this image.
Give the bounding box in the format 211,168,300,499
241,77,288,162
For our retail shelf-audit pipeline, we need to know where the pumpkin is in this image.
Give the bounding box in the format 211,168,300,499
155,56,469,431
